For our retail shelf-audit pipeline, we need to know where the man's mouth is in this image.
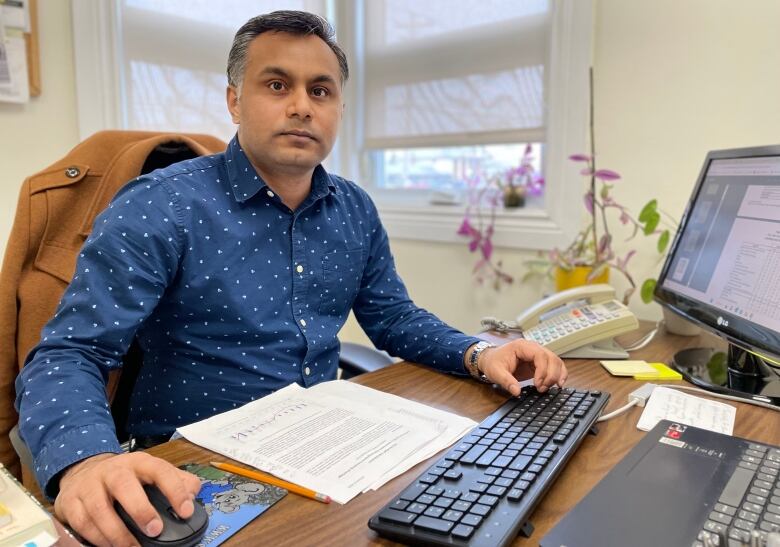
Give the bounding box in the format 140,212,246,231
280,130,316,141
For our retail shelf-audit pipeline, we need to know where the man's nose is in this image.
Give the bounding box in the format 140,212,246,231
286,88,313,120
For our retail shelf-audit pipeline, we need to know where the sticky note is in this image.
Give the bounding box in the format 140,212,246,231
600,360,657,376
633,362,683,381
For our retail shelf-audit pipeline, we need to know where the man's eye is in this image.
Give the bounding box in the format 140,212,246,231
269,82,285,91
312,87,329,97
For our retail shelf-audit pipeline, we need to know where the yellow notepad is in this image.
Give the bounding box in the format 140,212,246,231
600,360,657,376
633,362,683,381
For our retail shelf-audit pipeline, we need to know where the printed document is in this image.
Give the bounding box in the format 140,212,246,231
177,381,476,504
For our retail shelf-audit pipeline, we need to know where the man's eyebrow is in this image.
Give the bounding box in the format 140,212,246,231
258,66,338,86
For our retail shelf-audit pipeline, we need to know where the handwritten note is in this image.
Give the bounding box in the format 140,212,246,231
637,386,736,435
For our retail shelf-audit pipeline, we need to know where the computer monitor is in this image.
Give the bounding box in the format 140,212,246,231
654,145,780,407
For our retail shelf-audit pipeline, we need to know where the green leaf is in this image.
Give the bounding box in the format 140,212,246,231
640,278,657,304
643,211,660,235
638,199,658,223
657,230,670,253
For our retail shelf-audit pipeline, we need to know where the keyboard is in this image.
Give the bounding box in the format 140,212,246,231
696,442,780,546
368,386,610,546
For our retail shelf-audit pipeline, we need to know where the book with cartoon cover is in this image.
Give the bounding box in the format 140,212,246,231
180,463,287,546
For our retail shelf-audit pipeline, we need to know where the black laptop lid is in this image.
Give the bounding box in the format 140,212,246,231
542,420,744,547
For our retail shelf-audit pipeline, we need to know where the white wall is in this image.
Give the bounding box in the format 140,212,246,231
0,1,79,261
2,1,779,349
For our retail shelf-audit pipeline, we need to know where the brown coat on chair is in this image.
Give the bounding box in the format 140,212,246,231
0,130,226,486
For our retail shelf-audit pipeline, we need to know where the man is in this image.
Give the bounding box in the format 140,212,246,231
15,11,567,546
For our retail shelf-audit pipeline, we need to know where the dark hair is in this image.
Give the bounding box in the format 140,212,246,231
227,10,349,89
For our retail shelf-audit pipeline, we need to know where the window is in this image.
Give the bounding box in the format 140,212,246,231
72,0,591,250
360,1,547,204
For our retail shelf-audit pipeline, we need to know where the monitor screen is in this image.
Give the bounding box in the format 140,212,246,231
655,146,780,362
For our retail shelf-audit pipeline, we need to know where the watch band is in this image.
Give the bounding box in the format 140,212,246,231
466,341,495,383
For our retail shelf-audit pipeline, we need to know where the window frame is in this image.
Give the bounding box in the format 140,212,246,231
71,0,592,251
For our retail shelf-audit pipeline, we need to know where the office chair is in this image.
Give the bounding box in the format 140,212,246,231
1,131,226,488
338,341,395,379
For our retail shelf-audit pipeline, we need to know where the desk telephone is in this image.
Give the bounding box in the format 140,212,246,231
484,284,639,359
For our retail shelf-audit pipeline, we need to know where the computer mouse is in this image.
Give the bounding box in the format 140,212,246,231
114,484,209,547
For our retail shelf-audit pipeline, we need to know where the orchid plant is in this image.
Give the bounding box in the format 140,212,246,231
525,154,673,303
457,144,545,289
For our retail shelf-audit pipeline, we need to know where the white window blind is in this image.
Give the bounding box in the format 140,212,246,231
362,0,550,150
117,0,327,140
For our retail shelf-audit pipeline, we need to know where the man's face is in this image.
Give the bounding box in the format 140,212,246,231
226,31,344,178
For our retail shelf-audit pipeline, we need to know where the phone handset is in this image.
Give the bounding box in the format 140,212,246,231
515,284,618,330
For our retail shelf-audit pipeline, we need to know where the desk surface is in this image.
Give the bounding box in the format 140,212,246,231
149,326,780,546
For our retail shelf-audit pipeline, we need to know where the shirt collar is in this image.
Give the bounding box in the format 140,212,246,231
225,134,338,204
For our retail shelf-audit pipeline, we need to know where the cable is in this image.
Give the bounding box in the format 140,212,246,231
596,399,639,422
658,384,780,413
622,319,663,352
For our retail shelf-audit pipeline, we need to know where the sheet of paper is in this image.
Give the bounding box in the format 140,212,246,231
0,24,29,102
600,360,657,376
177,381,476,504
636,386,736,435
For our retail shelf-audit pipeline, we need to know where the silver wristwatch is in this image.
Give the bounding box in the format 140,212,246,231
466,341,495,383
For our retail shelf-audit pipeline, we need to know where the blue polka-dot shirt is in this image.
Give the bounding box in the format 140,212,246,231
15,135,481,496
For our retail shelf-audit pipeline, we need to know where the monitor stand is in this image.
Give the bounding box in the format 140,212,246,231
671,344,780,407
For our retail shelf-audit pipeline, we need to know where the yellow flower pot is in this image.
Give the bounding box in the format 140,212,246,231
555,266,610,292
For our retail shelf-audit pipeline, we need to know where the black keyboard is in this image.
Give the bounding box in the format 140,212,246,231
696,442,780,546
368,386,610,546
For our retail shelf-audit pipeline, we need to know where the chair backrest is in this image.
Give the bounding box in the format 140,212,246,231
0,131,226,487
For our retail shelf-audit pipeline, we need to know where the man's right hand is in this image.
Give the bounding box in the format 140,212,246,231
55,452,202,546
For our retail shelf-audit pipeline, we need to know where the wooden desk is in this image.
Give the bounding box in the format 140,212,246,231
148,326,780,546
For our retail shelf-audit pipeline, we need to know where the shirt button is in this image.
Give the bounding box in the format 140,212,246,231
266,190,275,198
304,367,311,376
296,265,303,273
300,319,307,327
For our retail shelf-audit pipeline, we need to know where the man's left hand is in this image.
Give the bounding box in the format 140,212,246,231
477,340,568,396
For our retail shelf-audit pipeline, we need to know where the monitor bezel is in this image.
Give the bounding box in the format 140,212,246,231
653,144,780,363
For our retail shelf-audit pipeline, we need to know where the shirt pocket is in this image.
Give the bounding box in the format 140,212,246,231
318,247,365,316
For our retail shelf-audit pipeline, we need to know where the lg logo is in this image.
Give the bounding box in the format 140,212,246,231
717,316,729,327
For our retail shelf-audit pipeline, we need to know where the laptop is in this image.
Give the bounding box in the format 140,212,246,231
542,420,780,546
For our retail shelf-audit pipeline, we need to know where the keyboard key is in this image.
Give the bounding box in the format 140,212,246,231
378,508,416,525
510,455,532,471
460,492,480,503
470,503,491,516
390,499,409,511
479,494,499,507
426,486,444,496
488,485,507,497
442,488,462,499
718,467,755,507
433,497,452,509
507,488,524,501
461,514,482,527
424,506,445,518
451,524,475,539
460,444,488,464
469,483,488,493
407,503,427,514
443,469,462,480
414,515,454,534
399,483,427,501
452,500,472,512
443,510,464,522
476,449,501,467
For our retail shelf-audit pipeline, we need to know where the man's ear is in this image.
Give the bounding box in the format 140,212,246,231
226,85,241,125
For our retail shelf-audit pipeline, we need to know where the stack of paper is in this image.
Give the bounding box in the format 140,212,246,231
177,381,477,504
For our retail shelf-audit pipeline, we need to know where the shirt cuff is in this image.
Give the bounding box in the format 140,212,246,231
34,424,122,500
436,335,484,376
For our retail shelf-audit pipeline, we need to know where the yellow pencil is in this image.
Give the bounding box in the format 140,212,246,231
209,461,332,504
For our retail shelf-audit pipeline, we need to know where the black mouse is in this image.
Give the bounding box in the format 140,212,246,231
114,484,209,547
